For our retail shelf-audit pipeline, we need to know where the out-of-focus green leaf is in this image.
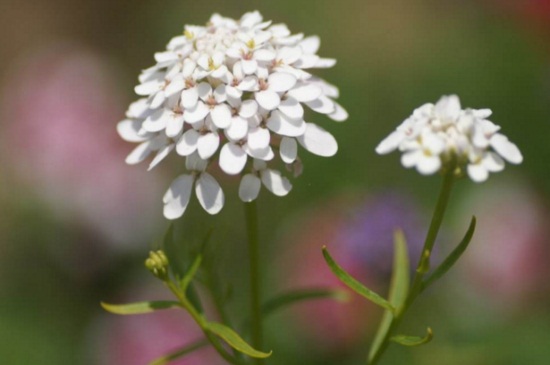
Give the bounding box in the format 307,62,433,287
186,283,204,314
180,255,202,292
368,229,410,362
391,327,433,346
322,246,395,312
149,340,208,365
207,322,272,359
423,216,476,289
101,301,181,315
262,288,349,318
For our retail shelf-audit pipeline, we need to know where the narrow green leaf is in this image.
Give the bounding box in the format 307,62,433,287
262,288,349,318
368,229,410,362
207,322,272,359
322,246,395,312
423,216,476,289
180,255,202,292
391,327,433,347
101,301,181,315
149,340,209,365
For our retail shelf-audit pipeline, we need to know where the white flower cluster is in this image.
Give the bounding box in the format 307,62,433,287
117,11,347,219
376,95,522,182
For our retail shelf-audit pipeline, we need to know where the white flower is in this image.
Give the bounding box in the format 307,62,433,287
376,95,522,182
118,11,348,219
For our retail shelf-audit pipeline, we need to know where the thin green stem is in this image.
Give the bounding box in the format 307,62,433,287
244,201,263,365
368,170,455,365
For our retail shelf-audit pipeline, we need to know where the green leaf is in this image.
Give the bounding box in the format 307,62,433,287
186,283,204,314
391,327,433,347
149,340,209,365
423,216,476,290
207,322,272,359
180,255,202,293
262,288,349,318
368,229,410,362
101,301,181,315
322,246,395,313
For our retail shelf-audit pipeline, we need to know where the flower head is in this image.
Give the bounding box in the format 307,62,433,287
118,11,348,219
375,95,522,182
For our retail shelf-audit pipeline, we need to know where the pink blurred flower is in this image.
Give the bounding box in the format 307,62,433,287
91,284,222,365
0,43,164,247
454,179,550,311
487,0,550,28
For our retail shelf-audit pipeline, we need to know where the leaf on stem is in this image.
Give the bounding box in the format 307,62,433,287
322,246,395,313
390,327,433,347
148,339,209,365
180,255,203,292
368,229,410,362
262,288,349,318
423,216,476,290
101,301,181,315
207,321,272,359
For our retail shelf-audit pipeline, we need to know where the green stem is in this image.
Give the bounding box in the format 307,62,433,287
244,201,263,364
368,170,455,365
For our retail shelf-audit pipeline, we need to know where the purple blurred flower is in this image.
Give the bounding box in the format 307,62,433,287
276,192,429,353
0,44,164,247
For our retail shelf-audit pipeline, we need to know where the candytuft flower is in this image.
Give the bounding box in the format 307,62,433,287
118,11,348,219
375,95,522,182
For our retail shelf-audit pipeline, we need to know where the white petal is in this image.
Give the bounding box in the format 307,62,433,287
294,54,320,69
181,86,199,109
197,133,220,159
268,73,297,92
244,144,274,160
299,36,320,54
219,143,247,175
260,169,292,196
239,174,261,202
143,109,168,132
255,90,281,110
135,80,163,96
278,97,304,120
490,134,523,164
239,100,258,118
182,59,196,77
435,95,461,121
126,99,151,119
375,130,404,155
176,129,199,156
125,141,153,165
467,163,489,183
247,127,271,150
401,150,421,168
163,175,194,220
297,123,337,157
482,152,505,172
117,119,148,142
149,91,166,109
164,76,185,98
214,84,227,103
266,110,306,137
155,51,178,63
287,83,323,102
238,76,259,91
184,102,209,124
226,116,249,141
195,172,224,215
211,104,232,129
306,95,335,115
278,46,302,64
148,144,174,170
329,103,348,122
315,58,337,68
280,137,297,163
185,152,208,171
198,82,212,101
165,114,185,138
242,58,258,75
417,155,441,175
254,49,276,62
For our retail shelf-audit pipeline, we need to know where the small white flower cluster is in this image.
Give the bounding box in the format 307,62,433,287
117,11,347,219
376,95,522,182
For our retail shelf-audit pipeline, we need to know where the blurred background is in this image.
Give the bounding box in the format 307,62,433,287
1,0,549,364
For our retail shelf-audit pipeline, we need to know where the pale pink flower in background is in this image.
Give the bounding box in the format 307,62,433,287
454,179,550,311
0,44,164,247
